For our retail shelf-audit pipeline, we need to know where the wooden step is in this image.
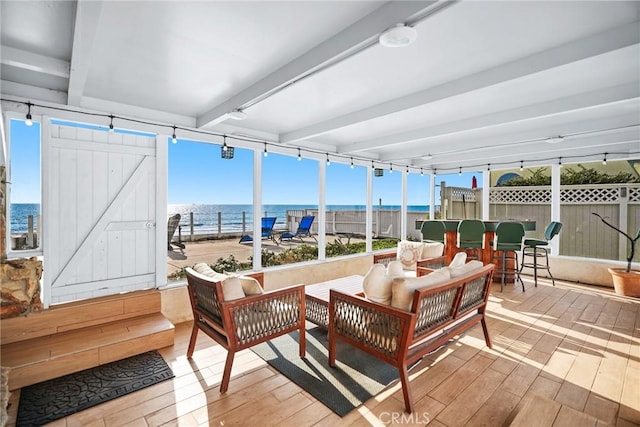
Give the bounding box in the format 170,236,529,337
0,290,175,391
1,313,175,391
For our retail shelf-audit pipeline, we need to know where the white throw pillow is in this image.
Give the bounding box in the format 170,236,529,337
239,276,264,296
387,260,405,278
396,241,425,270
422,242,444,258
363,264,392,305
448,260,484,278
192,263,228,282
449,252,468,268
391,269,451,311
221,276,246,301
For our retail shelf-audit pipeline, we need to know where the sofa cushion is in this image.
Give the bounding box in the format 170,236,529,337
449,252,468,268
391,269,451,311
422,242,444,258
386,260,405,278
448,260,484,278
220,276,246,301
363,264,392,305
238,276,264,296
396,241,425,270
192,263,228,282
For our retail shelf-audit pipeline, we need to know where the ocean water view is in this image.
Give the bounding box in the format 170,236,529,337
9,203,429,236
168,204,429,235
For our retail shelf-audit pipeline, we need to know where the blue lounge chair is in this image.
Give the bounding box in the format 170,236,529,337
239,217,279,245
280,215,316,243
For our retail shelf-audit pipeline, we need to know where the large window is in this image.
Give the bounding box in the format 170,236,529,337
167,139,253,280
372,165,401,239
261,152,319,266
406,172,431,240
7,118,41,253
326,161,367,254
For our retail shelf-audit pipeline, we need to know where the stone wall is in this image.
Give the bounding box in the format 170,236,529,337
0,165,44,318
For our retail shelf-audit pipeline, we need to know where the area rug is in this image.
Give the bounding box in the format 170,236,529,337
251,326,402,417
16,350,174,427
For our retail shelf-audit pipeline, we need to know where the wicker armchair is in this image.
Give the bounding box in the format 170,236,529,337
185,268,306,392
328,264,494,413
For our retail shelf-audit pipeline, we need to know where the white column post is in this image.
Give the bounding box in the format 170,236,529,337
252,149,263,270
401,169,407,239
429,173,436,220
366,165,373,253
482,170,490,220
551,163,561,255
318,160,326,261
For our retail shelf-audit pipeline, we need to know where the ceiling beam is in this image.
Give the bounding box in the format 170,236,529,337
67,0,104,106
196,1,440,128
0,45,70,79
281,21,640,144
1,80,68,105
343,83,640,154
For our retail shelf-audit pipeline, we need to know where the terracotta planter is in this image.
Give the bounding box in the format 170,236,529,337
609,267,640,298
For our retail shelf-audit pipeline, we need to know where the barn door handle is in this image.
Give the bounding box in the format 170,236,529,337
146,222,156,228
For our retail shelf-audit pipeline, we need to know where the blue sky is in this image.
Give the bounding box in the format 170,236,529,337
9,120,482,204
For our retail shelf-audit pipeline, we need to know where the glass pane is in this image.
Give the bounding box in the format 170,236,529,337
372,166,401,240
406,172,431,240
167,139,253,281
9,119,41,251
326,162,366,256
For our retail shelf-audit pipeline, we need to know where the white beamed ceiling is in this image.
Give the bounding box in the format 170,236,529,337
1,0,639,173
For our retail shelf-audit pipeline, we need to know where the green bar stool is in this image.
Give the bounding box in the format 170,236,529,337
457,219,485,261
492,222,525,292
519,221,563,287
420,220,446,244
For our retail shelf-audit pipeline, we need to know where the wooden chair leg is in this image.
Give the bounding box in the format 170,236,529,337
481,318,492,348
220,351,235,393
398,364,414,413
328,336,336,367
186,323,199,358
299,325,306,358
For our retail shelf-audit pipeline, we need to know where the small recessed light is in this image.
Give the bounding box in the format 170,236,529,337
379,24,418,48
545,136,564,144
228,110,247,120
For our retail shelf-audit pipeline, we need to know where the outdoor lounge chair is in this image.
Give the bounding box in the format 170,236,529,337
167,213,185,250
279,215,316,243
239,216,279,245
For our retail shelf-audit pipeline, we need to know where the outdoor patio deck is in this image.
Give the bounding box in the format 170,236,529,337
6,276,638,426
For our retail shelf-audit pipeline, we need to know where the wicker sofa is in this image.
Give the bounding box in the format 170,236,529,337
328,262,495,413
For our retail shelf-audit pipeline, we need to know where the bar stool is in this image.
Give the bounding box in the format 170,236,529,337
519,221,563,287
492,222,525,292
420,220,446,244
457,219,485,261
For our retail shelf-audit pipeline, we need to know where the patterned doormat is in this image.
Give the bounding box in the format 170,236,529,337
16,350,174,426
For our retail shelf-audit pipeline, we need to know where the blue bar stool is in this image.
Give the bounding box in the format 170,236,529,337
519,221,563,286
492,222,525,292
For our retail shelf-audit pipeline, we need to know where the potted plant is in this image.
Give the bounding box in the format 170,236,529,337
592,213,640,297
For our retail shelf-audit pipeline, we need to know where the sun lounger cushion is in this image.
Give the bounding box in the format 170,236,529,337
391,269,451,311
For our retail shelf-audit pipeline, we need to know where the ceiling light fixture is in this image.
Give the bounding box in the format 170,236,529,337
108,115,114,132
389,163,393,173
326,153,330,166
171,126,177,144
520,161,524,171
263,142,268,157
228,110,247,120
420,168,424,176
546,136,564,144
221,136,234,159
25,102,33,126
421,154,433,161
371,160,375,169
458,167,462,176
297,148,301,161
379,23,418,48
558,157,563,168
350,157,354,169
603,153,607,165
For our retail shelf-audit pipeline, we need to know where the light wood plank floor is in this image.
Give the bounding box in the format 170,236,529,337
5,276,640,426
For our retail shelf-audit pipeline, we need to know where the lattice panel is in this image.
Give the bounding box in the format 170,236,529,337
490,188,550,204
561,187,619,203
448,187,477,202
630,187,640,202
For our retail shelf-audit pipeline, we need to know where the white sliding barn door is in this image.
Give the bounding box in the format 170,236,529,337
45,123,160,304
